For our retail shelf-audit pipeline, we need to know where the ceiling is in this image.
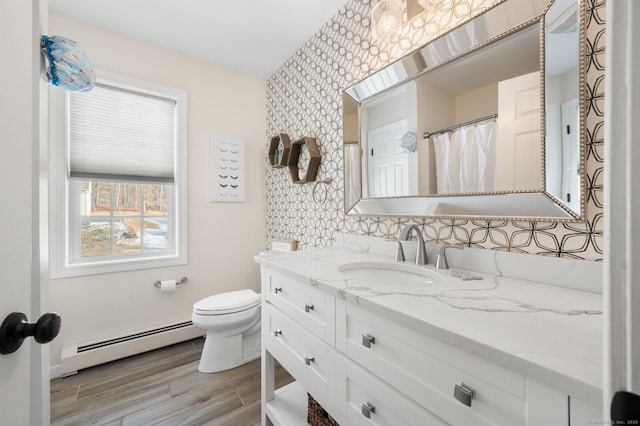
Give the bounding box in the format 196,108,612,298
48,0,351,80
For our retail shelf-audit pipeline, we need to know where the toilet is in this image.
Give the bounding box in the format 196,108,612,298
192,289,261,373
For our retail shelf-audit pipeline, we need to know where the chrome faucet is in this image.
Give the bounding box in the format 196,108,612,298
398,225,427,265
435,245,464,270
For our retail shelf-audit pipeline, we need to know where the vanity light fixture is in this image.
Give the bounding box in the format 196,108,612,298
370,0,403,43
416,0,443,10
372,0,446,43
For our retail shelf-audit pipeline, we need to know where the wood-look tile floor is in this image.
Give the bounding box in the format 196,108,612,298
50,338,294,426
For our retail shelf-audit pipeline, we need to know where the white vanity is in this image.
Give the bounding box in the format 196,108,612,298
256,235,602,425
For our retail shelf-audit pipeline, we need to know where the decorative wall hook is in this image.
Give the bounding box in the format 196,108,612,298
312,178,332,204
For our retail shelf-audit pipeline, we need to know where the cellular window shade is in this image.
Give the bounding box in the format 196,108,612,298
69,84,176,183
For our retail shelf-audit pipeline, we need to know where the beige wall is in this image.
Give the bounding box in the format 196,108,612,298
48,13,266,366
454,83,499,123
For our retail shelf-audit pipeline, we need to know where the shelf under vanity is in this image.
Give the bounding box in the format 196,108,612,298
264,381,308,425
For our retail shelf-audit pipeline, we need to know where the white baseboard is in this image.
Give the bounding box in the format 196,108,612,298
59,320,204,376
50,364,62,380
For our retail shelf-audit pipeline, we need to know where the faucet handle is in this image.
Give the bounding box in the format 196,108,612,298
436,245,464,270
385,238,405,262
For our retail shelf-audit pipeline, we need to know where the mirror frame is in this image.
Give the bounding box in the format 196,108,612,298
343,0,586,222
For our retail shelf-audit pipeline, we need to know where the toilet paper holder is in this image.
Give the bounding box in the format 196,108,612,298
154,277,188,288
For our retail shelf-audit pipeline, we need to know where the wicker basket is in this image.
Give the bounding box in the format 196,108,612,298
307,393,339,426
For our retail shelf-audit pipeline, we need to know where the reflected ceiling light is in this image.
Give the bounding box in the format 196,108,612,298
371,0,403,43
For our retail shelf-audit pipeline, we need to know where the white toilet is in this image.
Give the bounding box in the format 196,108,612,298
191,289,261,373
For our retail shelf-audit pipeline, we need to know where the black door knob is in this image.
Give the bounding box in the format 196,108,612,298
0,312,61,355
612,391,640,423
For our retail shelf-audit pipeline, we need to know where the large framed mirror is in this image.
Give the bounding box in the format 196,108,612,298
343,0,584,220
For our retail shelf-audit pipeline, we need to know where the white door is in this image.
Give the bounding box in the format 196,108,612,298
561,98,580,212
0,1,49,424
367,120,409,197
605,1,640,420
497,71,542,191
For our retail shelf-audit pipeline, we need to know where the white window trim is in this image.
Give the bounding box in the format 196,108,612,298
49,70,188,279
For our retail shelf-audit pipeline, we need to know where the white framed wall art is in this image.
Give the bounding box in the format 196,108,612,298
210,133,245,202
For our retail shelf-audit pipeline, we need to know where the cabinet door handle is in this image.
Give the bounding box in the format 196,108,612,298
361,334,376,348
304,355,315,365
454,383,476,407
273,329,282,337
304,304,314,313
274,287,282,294
361,402,376,419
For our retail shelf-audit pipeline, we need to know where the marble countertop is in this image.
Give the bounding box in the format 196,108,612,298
255,246,602,405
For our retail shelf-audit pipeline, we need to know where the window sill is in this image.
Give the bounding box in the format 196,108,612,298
50,253,187,279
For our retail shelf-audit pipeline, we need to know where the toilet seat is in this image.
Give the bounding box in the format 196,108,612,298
193,289,260,315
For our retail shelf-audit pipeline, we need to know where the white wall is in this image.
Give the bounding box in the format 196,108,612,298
48,13,267,366
365,89,409,130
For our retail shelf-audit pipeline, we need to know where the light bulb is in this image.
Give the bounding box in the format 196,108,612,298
379,12,400,37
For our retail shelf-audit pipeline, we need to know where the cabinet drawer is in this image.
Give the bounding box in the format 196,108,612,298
342,304,526,426
264,304,331,402
338,358,446,426
265,269,335,344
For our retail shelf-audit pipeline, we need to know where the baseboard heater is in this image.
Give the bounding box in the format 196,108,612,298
60,320,204,377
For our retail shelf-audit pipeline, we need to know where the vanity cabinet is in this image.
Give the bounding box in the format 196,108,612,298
336,359,445,426
261,267,601,426
264,270,335,344
338,302,526,426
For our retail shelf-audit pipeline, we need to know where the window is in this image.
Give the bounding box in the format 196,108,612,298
50,70,188,278
73,182,171,258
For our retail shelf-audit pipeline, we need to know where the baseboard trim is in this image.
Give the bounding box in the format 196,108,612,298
50,364,62,380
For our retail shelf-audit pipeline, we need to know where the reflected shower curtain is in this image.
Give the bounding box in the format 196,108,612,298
459,125,479,192
433,132,461,194
475,121,497,192
432,120,497,194
344,143,361,210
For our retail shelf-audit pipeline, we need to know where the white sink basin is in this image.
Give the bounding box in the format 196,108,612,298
337,261,443,287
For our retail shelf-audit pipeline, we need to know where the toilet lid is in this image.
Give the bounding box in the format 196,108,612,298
193,289,260,315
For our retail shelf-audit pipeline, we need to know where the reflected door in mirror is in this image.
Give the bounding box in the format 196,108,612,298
366,120,410,197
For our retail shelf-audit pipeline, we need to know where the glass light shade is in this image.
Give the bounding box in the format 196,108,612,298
417,0,442,9
371,0,403,43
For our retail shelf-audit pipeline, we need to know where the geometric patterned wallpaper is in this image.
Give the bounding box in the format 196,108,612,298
266,0,605,261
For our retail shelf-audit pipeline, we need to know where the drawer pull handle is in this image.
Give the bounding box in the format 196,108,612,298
361,402,376,419
273,329,282,337
274,287,282,294
304,304,314,313
361,334,376,348
304,355,315,365
454,383,476,407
